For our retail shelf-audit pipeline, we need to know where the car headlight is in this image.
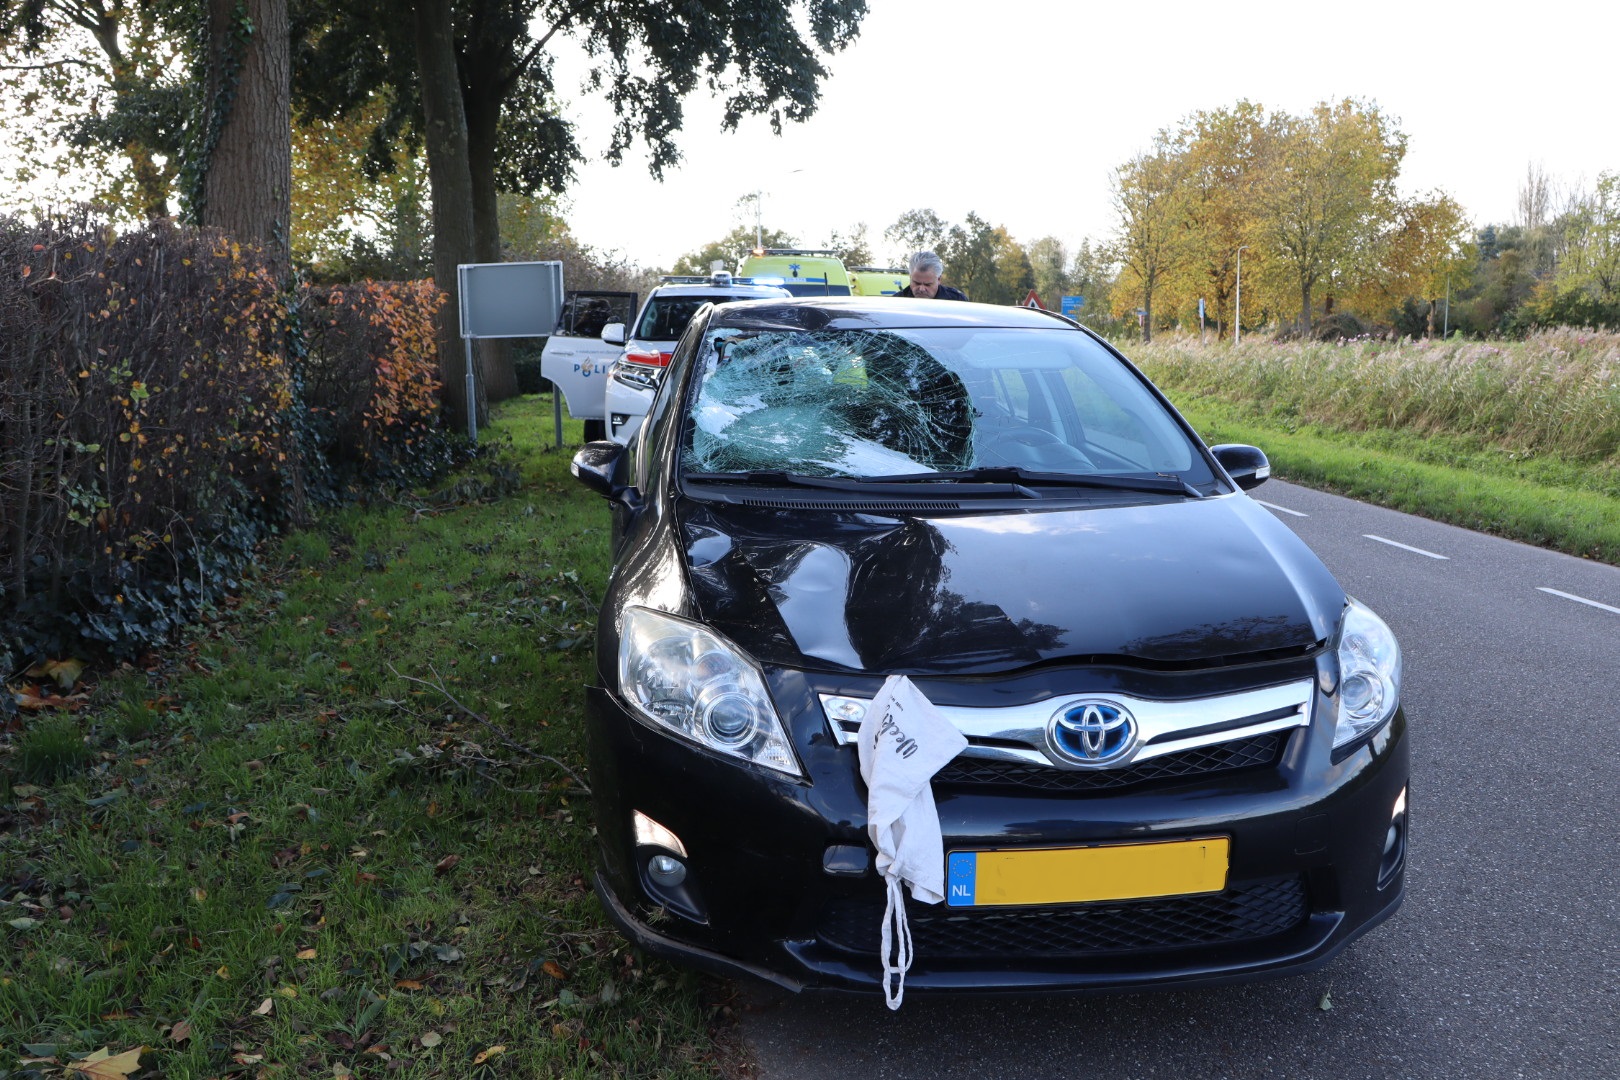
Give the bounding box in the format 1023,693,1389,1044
1333,599,1402,749
618,607,801,776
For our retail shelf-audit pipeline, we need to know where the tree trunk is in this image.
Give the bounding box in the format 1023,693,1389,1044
201,0,290,271
1142,282,1154,344
1299,280,1313,332
413,0,480,433
464,86,517,401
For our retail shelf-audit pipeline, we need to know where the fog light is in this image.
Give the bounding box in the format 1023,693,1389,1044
648,854,687,887
632,810,688,856
1378,785,1408,889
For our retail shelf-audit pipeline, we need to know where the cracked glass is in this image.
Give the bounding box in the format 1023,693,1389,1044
683,326,1206,481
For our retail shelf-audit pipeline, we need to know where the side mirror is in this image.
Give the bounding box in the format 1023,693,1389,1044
600,322,627,347
1210,444,1271,491
571,440,633,500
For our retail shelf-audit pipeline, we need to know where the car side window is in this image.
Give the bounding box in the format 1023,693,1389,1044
637,313,707,491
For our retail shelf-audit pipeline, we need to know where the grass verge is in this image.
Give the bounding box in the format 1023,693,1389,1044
1,396,742,1079
1169,393,1620,565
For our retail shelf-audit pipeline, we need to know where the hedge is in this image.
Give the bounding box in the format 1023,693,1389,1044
1,213,462,688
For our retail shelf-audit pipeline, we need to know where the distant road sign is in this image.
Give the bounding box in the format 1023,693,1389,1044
1022,289,1044,309
1060,295,1085,318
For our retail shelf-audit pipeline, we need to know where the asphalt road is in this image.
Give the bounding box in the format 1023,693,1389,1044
736,480,1620,1080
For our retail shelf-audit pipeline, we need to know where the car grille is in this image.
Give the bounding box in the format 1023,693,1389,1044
816,876,1307,959
934,731,1287,792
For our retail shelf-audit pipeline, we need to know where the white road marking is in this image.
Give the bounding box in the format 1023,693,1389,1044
1537,587,1620,616
1363,534,1450,560
1256,500,1308,518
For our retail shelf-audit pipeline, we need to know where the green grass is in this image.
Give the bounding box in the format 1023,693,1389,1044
1168,394,1620,564
0,396,742,1079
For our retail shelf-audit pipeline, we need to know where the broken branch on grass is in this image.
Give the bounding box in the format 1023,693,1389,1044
385,662,591,795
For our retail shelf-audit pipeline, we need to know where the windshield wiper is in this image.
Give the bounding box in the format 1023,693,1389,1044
682,470,872,492
683,468,1204,499
681,469,1041,498
876,467,1205,498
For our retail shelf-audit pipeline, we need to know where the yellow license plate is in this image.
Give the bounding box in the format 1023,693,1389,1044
946,837,1230,907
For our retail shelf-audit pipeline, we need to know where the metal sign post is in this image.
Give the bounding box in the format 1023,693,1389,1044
456,261,565,443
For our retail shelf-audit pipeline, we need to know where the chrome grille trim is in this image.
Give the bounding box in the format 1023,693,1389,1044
820,679,1314,770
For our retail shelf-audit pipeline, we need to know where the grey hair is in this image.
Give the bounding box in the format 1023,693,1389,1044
908,250,945,276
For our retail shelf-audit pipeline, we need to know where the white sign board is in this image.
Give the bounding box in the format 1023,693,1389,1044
457,261,564,339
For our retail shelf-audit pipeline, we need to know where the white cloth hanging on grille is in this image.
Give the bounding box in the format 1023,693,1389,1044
857,674,967,1010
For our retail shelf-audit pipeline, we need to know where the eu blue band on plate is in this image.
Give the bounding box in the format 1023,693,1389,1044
947,851,977,906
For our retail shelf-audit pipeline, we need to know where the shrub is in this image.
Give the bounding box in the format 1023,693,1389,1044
300,280,461,489
2,214,298,667
1,214,468,677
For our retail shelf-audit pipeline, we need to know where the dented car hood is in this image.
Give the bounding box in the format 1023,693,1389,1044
676,495,1344,674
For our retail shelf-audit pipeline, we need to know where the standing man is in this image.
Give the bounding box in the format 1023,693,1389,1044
895,251,967,300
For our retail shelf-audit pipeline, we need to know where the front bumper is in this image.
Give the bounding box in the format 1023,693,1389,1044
584,678,1408,996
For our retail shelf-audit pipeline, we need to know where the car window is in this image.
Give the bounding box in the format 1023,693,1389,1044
554,293,636,337
636,294,750,341
681,327,1208,481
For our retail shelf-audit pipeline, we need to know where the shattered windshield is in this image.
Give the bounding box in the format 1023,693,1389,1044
682,326,1209,482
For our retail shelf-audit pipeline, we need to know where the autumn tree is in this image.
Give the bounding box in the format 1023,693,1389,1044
0,0,188,218
291,98,432,276
1026,236,1070,310
295,0,869,432
884,208,949,265
1530,171,1620,328
1363,192,1472,334
1110,138,1191,342
826,222,874,266
671,224,797,275
1258,99,1405,330
1175,102,1269,338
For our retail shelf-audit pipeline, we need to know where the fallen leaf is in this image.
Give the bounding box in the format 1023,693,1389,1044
41,657,86,690
170,1020,193,1043
276,985,298,998
471,1045,505,1065
64,1046,145,1077
253,997,274,1016
394,979,425,991
296,948,318,960
216,965,231,979
192,887,207,903
434,854,460,875
244,759,264,770
419,1031,442,1048
1318,990,1334,1012
232,1052,264,1065
542,960,568,980
9,917,41,930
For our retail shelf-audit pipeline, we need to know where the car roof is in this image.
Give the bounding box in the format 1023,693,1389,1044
647,283,792,299
706,296,1079,331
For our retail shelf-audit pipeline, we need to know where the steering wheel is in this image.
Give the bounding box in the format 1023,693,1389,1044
979,425,1096,469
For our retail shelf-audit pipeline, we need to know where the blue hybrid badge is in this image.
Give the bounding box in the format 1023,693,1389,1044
1048,700,1138,767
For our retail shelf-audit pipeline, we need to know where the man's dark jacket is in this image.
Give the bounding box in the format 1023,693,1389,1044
895,284,967,300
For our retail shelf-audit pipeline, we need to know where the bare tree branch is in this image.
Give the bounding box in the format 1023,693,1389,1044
0,56,100,71
385,661,591,794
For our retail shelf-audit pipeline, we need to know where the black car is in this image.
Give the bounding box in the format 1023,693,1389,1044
570,297,1408,995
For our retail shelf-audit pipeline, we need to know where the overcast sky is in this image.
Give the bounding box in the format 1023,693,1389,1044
547,0,1616,271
